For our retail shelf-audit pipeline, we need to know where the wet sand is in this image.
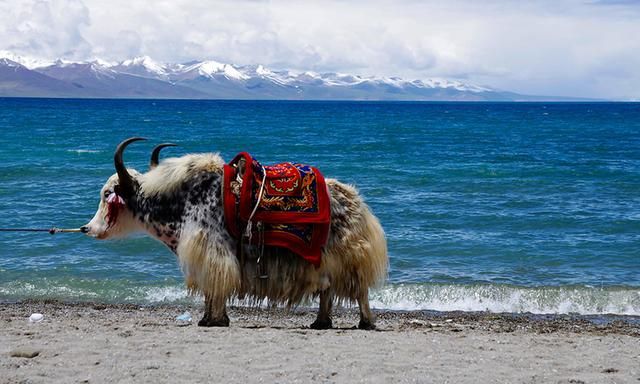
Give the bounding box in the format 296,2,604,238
1,301,639,383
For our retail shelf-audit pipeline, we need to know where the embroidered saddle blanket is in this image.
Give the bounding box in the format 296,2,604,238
223,152,331,266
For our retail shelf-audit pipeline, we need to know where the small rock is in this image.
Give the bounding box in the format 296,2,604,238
29,313,44,323
11,348,40,358
175,311,192,327
602,368,619,373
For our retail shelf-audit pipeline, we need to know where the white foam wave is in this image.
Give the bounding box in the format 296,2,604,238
3,280,639,316
142,286,199,304
66,149,102,154
370,284,640,316
0,281,102,301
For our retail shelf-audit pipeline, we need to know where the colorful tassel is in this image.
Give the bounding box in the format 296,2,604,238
106,193,126,228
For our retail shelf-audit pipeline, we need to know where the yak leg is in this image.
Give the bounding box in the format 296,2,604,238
198,294,230,327
198,295,212,324
357,291,376,330
310,289,333,330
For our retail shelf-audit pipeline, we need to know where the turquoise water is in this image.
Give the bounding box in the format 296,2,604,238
1,99,639,314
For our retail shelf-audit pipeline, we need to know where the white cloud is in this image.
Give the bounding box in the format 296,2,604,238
0,0,91,60
1,0,639,99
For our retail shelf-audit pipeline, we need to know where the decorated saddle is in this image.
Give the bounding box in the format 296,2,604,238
223,152,331,266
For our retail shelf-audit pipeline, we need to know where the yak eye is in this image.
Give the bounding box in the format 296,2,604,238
104,190,112,199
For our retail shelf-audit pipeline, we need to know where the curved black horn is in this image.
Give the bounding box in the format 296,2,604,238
114,137,146,198
149,143,177,170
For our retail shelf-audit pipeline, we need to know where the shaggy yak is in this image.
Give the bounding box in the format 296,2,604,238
82,137,388,329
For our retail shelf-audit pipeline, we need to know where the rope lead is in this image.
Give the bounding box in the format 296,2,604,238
0,227,86,235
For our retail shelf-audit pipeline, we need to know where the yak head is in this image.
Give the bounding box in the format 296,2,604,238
82,137,176,239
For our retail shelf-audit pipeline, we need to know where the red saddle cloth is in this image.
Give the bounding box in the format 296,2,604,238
223,152,331,266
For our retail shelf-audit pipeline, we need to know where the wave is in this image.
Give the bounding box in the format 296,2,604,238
1,280,639,316
0,280,198,305
369,283,640,316
66,149,102,154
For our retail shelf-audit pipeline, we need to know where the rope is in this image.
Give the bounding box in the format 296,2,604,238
0,227,85,234
244,165,267,244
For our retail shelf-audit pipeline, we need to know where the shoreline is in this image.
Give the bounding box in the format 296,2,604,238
2,300,640,383
3,299,640,335
4,281,639,317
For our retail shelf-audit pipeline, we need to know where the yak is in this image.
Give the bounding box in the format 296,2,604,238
82,137,388,329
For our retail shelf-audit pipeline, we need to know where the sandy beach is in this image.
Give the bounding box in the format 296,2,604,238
1,301,639,383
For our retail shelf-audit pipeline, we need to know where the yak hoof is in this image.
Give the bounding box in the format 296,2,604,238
198,314,230,327
358,320,376,330
310,318,333,330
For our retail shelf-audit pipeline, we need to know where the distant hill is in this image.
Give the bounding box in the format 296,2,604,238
0,52,587,101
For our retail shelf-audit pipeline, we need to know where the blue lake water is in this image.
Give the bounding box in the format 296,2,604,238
1,98,639,314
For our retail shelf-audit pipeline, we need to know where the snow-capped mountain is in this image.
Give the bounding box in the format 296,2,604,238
0,57,84,97
112,56,170,80
176,60,249,81
0,51,56,70
0,52,544,100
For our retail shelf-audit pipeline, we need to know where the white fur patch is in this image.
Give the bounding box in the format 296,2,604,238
140,153,225,196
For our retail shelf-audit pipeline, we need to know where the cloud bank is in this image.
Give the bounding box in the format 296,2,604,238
1,0,639,99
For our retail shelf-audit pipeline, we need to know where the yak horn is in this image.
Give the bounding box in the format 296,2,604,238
149,143,177,170
114,137,146,198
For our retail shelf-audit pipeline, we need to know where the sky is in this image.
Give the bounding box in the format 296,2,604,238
1,0,639,99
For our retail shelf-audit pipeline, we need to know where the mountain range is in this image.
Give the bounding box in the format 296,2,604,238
0,52,571,101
